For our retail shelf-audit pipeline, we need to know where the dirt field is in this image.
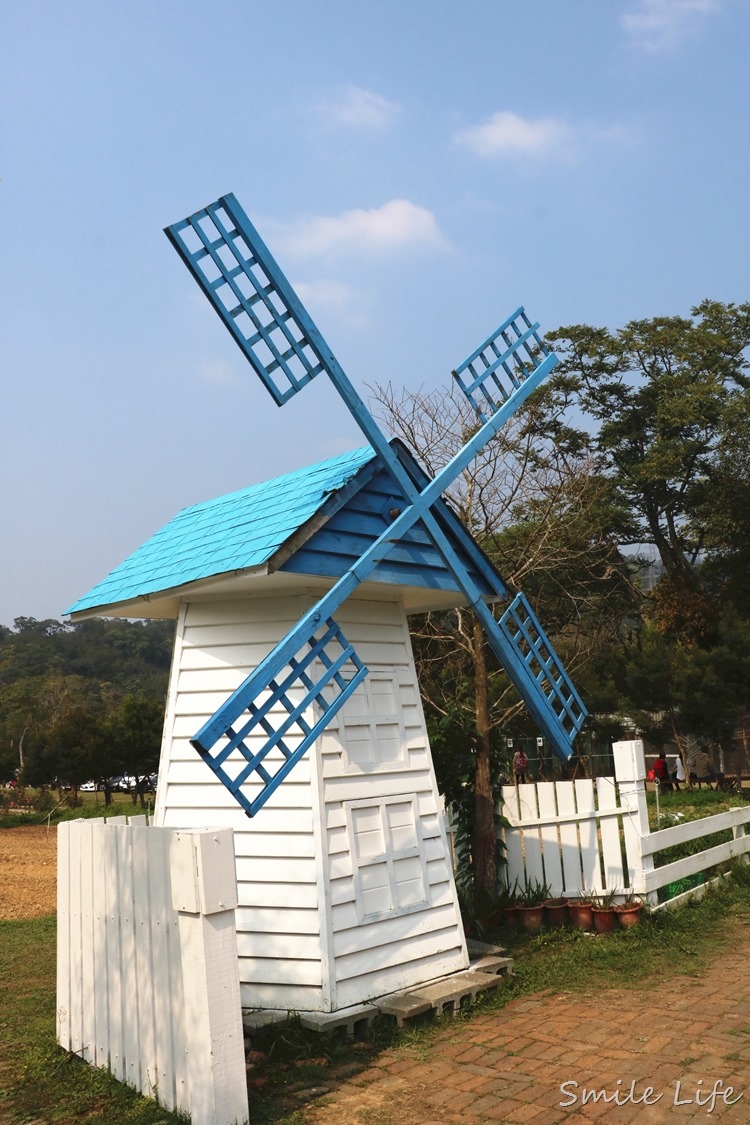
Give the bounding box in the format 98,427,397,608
0,825,57,919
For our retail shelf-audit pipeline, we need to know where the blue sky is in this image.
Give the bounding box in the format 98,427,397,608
2,0,748,627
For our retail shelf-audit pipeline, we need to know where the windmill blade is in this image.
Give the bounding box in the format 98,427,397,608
165,193,337,406
452,307,554,423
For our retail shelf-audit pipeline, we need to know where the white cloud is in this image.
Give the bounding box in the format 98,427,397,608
327,85,400,129
621,0,721,51
293,279,367,325
278,200,446,258
455,111,571,157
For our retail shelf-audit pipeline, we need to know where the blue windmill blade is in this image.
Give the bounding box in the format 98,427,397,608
193,615,368,818
452,306,554,423
165,194,335,406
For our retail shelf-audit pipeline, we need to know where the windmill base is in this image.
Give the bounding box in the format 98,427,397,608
242,942,512,1037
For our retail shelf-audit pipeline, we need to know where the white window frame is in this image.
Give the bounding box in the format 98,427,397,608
346,795,430,924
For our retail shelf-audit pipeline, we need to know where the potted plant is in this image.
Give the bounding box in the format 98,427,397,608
517,880,550,933
591,889,618,934
543,895,568,928
615,893,644,929
494,879,521,928
567,896,594,931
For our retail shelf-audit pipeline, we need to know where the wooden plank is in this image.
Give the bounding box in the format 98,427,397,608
56,822,71,1051
322,772,433,802
163,832,188,1112
78,821,96,1064
236,931,323,960
333,901,457,956
90,821,110,1070
235,906,321,935
645,834,750,891
642,804,750,855
103,825,125,1082
68,821,84,1058
132,827,155,1098
575,779,603,894
237,881,319,909
115,824,140,1091
500,790,525,889
238,955,322,987
240,981,322,1010
596,776,625,891
556,782,583,896
146,827,180,1113
536,783,563,896
518,785,544,887
334,945,467,1009
234,856,317,884
335,927,464,983
178,912,249,1125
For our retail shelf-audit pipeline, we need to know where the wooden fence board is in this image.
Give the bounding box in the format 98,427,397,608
537,783,562,896
556,783,582,896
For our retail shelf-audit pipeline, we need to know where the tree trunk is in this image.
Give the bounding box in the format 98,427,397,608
472,616,496,902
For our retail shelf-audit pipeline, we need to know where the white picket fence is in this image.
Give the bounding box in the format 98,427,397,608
57,816,249,1125
500,740,750,905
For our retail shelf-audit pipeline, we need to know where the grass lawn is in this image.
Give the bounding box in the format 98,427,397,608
0,915,186,1124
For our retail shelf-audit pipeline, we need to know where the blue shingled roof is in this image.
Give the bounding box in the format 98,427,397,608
65,446,377,615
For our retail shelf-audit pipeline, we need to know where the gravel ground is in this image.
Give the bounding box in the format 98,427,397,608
0,825,57,919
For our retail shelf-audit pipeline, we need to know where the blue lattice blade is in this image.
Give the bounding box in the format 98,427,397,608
190,616,368,817
193,663,368,818
213,619,342,764
481,593,586,757
231,644,359,785
231,660,368,795
452,307,554,423
165,194,337,406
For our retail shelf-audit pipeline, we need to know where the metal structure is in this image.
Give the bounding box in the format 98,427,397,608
165,193,587,817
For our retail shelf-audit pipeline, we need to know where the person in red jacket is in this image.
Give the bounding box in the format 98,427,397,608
653,751,672,791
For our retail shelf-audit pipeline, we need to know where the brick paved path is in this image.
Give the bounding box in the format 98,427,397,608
305,921,750,1123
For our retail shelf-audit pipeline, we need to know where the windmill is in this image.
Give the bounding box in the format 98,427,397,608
165,193,587,820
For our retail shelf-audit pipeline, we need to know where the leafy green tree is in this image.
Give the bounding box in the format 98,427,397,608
547,300,750,638
109,693,164,803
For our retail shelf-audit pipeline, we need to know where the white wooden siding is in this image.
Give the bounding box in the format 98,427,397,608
155,595,324,1012
155,593,467,1013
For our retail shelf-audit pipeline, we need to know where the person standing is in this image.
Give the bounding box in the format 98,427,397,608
671,754,686,792
513,747,528,784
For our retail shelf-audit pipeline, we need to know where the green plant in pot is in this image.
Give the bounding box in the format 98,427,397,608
543,893,568,928
567,896,594,931
495,878,522,928
591,889,618,934
614,891,644,929
517,880,550,933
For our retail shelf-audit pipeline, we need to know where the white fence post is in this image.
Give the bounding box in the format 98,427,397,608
613,739,657,905
170,829,249,1125
58,819,249,1125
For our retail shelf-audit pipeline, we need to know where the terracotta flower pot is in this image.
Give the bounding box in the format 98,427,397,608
568,901,594,930
501,905,521,928
543,899,568,928
592,906,617,934
616,903,643,929
518,904,545,934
